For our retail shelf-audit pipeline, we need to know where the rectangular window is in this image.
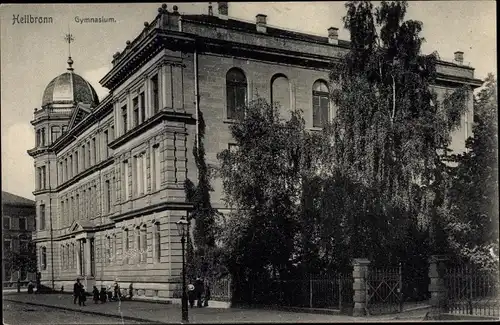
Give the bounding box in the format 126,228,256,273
4,239,11,252
151,75,159,113
3,216,11,230
40,166,46,189
64,158,68,182
155,223,161,263
66,198,69,223
140,92,146,123
39,204,46,230
82,190,86,219
70,196,74,224
61,200,65,226
19,217,26,230
135,228,141,263
76,194,80,220
143,154,148,194
68,156,73,179
92,138,97,164
135,155,142,195
152,144,161,191
141,227,147,263
74,152,79,175
124,229,129,264
121,105,128,134
133,97,139,127
81,145,86,171
62,126,68,134
51,126,61,143
41,247,47,270
124,161,130,200
105,180,111,213
103,130,109,159
107,236,112,264
87,141,91,167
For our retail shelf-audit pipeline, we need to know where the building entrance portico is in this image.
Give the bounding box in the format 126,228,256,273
70,221,96,290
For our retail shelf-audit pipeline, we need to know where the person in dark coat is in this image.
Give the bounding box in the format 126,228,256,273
194,277,204,308
100,287,107,303
113,281,121,301
203,279,211,307
27,281,34,294
79,285,86,306
73,279,82,304
92,286,99,304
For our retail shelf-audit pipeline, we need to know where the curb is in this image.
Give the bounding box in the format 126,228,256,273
4,298,170,324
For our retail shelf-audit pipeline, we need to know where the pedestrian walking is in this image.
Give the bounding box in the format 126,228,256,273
113,281,121,301
203,279,211,307
188,283,195,308
195,277,204,308
17,278,21,293
79,285,87,306
100,287,107,303
92,286,99,304
73,279,81,304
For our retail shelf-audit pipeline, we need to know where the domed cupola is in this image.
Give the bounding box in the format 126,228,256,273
41,57,99,108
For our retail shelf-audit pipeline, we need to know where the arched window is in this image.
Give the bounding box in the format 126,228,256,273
271,74,291,120
226,68,247,120
41,246,47,270
312,80,330,128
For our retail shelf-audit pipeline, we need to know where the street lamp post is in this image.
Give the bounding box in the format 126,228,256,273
176,216,190,323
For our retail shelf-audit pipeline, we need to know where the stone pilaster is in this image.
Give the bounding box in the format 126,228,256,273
352,258,370,316
428,255,449,313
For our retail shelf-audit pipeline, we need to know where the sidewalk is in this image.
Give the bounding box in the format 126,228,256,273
3,292,364,323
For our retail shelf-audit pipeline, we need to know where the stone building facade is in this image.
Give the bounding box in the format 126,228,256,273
2,191,37,285
28,3,483,298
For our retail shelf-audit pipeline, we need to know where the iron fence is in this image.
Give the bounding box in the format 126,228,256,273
249,273,353,311
444,265,499,317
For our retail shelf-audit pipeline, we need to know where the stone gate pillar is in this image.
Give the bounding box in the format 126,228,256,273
352,258,370,316
428,255,449,313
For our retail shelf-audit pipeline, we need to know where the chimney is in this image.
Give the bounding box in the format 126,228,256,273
454,51,464,65
256,14,267,33
328,27,339,45
218,2,228,16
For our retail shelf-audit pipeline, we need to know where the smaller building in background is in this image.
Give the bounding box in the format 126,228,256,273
2,191,37,286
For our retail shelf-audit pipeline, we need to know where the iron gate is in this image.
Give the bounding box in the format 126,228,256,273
365,265,402,315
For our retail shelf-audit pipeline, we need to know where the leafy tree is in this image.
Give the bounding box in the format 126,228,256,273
443,74,498,270
216,99,316,301
316,0,468,264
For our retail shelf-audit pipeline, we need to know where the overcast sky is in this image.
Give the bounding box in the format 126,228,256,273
0,2,496,200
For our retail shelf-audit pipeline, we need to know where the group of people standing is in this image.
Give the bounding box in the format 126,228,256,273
73,279,122,306
188,277,211,308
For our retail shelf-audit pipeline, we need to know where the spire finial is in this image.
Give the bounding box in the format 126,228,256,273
64,25,75,71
